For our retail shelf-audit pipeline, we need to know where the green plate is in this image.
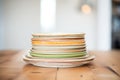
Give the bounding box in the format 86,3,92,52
30,52,86,58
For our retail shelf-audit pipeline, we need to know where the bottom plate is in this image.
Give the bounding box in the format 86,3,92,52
23,54,95,68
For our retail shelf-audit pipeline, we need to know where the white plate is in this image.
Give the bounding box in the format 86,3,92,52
23,53,95,68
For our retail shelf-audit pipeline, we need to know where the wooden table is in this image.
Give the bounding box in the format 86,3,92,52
0,50,120,80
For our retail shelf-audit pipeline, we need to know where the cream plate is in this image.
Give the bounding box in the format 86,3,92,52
23,53,95,68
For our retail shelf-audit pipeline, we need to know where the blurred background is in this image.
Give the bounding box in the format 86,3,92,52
0,0,119,50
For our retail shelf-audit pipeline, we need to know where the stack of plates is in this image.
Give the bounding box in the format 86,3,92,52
23,33,95,68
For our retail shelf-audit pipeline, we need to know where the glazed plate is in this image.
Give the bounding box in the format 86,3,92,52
23,53,95,68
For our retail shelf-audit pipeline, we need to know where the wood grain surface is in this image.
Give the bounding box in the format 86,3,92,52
0,50,120,80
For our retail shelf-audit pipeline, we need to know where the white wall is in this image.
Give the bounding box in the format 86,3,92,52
56,0,97,50
2,0,40,50
55,0,112,50
0,0,5,49
0,0,111,50
97,0,111,50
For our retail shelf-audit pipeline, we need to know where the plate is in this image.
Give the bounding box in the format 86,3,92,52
23,53,95,68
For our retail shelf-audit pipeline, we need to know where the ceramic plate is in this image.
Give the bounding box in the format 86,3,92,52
23,53,95,68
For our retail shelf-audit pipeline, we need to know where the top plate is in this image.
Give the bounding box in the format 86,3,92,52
32,33,85,37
